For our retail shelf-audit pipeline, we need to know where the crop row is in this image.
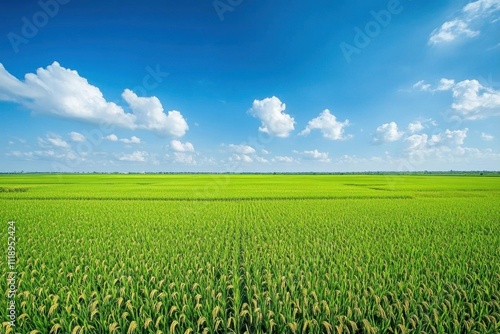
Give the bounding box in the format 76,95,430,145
1,196,499,333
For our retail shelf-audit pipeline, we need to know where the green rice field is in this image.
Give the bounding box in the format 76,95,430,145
1,174,499,333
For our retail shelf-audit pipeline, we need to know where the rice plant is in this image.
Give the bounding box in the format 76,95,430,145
0,174,499,333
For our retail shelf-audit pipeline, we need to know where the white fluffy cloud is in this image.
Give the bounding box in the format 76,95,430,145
122,89,188,137
272,156,295,163
449,80,500,119
171,140,195,152
406,129,468,160
227,144,256,154
429,0,500,45
463,0,500,18
414,78,500,120
255,156,269,163
105,134,141,144
373,122,404,144
481,132,494,141
224,144,270,164
47,136,70,149
413,80,431,92
300,109,350,140
118,151,148,162
248,96,295,138
0,62,135,127
405,128,468,150
120,136,141,144
7,133,82,163
294,149,330,163
431,129,468,146
437,78,456,91
170,139,197,166
400,128,498,167
407,121,424,134
8,150,62,160
39,134,70,149
105,134,119,142
429,20,479,45
0,62,189,137
229,154,253,163
69,132,86,142
414,79,456,92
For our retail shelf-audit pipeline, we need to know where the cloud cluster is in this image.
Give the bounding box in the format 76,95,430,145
406,129,468,151
248,96,295,138
413,80,432,92
294,149,330,163
118,151,148,162
272,156,295,163
120,136,141,144
227,144,256,155
372,122,404,144
405,129,472,162
248,99,351,141
429,20,479,45
229,153,254,163
481,132,494,141
0,62,188,137
225,144,268,164
9,133,81,164
38,133,70,149
369,123,496,166
414,78,500,120
450,80,500,119
407,121,424,134
167,140,196,164
369,121,480,165
300,109,350,140
122,89,188,137
429,0,500,45
105,134,141,144
2,62,497,171
171,140,194,152
69,132,86,142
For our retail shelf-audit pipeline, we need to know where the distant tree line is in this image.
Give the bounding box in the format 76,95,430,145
1,171,499,176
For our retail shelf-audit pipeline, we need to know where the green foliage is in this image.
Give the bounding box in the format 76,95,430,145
1,175,499,333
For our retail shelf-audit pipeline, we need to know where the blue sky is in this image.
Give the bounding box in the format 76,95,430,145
0,0,499,172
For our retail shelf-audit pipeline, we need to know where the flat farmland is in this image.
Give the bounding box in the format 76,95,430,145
1,174,499,333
